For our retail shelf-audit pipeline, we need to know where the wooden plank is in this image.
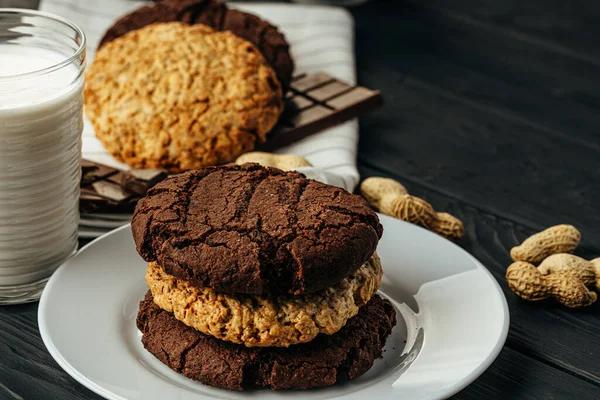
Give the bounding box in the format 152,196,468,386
452,347,600,399
353,75,600,248
353,2,600,149
416,3,600,99
360,164,600,384
378,54,600,153
418,0,600,64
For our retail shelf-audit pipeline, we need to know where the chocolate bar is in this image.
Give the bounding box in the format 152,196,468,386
258,72,383,151
121,168,168,196
80,159,167,213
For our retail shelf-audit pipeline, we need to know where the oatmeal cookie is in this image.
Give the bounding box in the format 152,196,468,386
137,292,396,390
85,22,283,172
98,0,294,90
131,163,383,296
146,252,382,347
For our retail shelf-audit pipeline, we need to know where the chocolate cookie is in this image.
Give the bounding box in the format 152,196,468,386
137,292,396,390
85,23,283,172
98,0,294,90
131,163,383,295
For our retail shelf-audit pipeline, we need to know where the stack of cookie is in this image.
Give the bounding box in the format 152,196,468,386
85,0,293,172
132,163,397,391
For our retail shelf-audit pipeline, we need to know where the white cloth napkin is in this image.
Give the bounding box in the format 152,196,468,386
39,0,360,191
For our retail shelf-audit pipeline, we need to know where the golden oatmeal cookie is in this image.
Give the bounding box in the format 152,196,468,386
146,252,383,347
84,22,283,172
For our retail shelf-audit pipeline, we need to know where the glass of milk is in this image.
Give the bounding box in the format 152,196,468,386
0,9,85,304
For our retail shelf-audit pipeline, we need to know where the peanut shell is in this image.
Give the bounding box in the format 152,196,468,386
506,261,596,308
538,253,598,290
235,152,312,171
510,224,580,264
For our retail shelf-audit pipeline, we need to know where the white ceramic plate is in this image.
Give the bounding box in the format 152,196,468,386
39,215,509,400
78,214,132,239
77,228,111,239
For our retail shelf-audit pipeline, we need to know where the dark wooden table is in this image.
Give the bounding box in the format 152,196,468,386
1,0,599,399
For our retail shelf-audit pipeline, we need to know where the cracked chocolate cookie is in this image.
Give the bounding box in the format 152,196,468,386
137,292,396,390
132,163,383,296
85,22,283,172
146,252,382,347
98,0,294,90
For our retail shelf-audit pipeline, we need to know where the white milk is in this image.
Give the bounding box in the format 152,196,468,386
0,44,83,286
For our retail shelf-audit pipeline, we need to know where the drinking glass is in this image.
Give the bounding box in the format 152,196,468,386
0,9,85,304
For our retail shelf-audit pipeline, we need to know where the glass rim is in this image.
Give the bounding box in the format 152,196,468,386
0,8,86,82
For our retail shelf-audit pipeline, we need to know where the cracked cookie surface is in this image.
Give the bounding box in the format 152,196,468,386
131,163,383,296
137,291,396,390
146,252,382,347
85,22,283,172
98,0,294,90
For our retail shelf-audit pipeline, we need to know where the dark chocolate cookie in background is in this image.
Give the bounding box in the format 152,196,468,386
98,0,294,90
137,291,396,391
131,163,383,296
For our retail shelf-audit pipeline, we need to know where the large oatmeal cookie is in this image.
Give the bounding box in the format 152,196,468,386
85,22,283,172
131,163,383,296
146,252,382,347
137,292,396,390
98,0,294,90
